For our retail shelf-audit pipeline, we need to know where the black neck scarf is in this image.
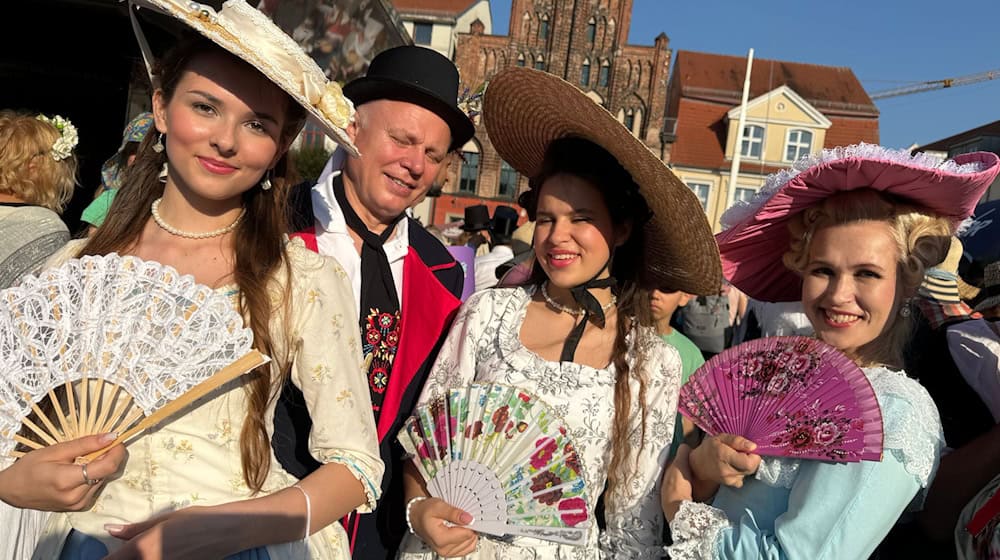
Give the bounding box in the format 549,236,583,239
333,175,404,313
556,260,617,362
333,176,404,417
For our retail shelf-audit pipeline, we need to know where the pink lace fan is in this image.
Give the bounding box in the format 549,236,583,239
678,336,882,462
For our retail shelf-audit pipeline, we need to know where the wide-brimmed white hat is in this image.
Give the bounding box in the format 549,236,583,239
128,0,358,155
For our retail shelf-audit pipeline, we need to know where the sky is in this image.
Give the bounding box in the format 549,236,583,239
489,0,1000,150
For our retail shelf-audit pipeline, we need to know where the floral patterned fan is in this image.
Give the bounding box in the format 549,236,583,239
678,336,883,462
398,383,590,545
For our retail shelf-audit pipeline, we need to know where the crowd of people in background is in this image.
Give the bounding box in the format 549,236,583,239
1,1,999,559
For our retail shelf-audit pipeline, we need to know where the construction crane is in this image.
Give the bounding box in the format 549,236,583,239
870,68,1000,100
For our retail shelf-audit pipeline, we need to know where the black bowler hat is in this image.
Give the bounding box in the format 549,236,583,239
344,45,475,150
462,205,491,231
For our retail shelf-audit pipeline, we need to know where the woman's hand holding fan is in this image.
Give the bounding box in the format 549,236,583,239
678,337,883,463
399,383,591,546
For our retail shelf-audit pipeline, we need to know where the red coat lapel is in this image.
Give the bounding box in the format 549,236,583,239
377,249,461,441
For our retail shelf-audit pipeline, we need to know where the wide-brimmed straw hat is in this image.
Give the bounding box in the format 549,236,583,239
482,67,721,295
716,144,1000,302
128,0,358,155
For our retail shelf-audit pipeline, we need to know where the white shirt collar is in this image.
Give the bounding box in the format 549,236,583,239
311,148,409,254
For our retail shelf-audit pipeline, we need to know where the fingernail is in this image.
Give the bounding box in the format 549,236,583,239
104,524,124,534
459,512,474,525
99,432,118,444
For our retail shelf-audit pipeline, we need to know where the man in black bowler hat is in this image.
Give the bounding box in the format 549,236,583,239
279,45,475,557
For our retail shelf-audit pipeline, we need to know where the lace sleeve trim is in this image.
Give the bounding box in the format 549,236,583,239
666,500,730,560
866,367,945,488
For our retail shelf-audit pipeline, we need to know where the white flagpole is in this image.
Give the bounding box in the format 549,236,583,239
727,48,754,211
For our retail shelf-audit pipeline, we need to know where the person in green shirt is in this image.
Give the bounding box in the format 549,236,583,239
80,112,153,232
651,288,705,458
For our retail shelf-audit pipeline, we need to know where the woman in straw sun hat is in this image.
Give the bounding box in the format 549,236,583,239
660,144,1000,559
0,1,383,559
399,66,721,558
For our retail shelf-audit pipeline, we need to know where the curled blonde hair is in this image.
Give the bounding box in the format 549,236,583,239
0,111,78,211
782,189,951,368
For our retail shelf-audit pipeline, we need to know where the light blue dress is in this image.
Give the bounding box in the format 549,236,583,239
667,366,944,560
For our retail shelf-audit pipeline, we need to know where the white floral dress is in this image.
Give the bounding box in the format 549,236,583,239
32,239,384,560
397,286,684,559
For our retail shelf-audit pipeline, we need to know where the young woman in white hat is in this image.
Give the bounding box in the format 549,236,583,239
399,66,722,559
660,144,1000,559
0,1,382,558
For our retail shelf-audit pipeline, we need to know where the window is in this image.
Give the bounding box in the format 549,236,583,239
686,182,711,210
516,53,525,67
534,55,544,71
740,125,764,158
539,15,549,40
734,187,756,203
498,161,519,198
300,121,325,149
598,61,609,87
785,129,812,161
586,18,596,43
459,151,479,193
624,110,635,132
413,22,432,45
580,59,590,86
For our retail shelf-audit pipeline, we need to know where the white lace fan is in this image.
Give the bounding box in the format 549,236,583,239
0,253,270,466
398,383,591,546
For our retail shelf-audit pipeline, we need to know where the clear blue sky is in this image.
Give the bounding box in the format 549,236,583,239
489,0,1000,150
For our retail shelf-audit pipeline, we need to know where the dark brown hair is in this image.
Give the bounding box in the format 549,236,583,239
77,34,306,492
520,137,653,508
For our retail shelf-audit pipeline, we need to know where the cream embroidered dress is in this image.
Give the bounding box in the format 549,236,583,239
397,286,683,559
32,239,384,560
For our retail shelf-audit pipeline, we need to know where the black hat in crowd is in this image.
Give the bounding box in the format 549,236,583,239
344,45,475,150
491,205,519,243
462,205,491,232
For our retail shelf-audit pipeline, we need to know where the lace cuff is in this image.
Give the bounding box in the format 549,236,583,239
754,456,801,488
666,500,730,560
324,454,381,512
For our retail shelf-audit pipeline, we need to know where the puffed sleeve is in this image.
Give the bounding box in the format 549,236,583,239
667,372,944,560
286,245,384,512
415,289,497,405
600,331,682,559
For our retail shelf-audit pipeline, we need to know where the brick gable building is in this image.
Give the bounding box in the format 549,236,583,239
431,0,672,225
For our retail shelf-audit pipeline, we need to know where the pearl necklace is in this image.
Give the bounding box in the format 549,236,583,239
541,282,617,316
150,198,245,240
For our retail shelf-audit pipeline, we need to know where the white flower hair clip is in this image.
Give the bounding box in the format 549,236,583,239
35,114,79,162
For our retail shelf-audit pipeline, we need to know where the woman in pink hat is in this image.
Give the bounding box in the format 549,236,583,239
661,144,1000,559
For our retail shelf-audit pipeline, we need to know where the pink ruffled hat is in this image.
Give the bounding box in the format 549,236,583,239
716,143,1000,302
